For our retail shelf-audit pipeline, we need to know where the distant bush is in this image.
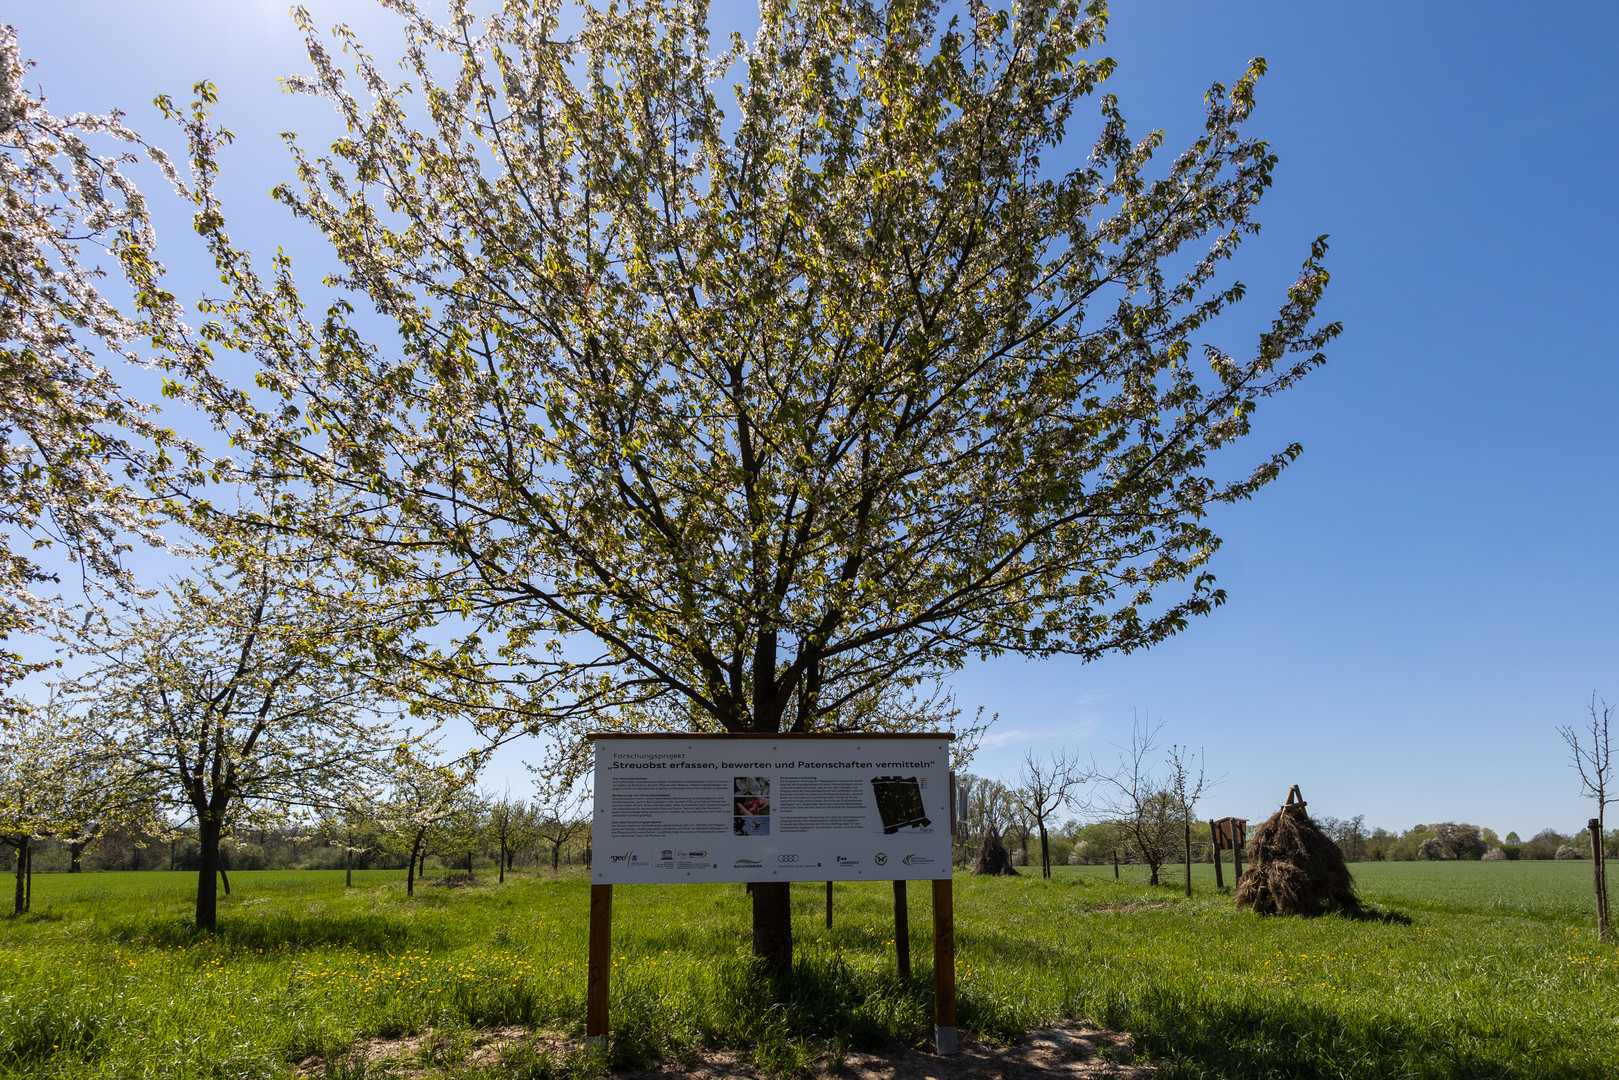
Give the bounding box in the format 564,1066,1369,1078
221,841,266,871
1416,823,1487,860
1554,845,1583,861
1481,847,1507,861
1522,829,1568,860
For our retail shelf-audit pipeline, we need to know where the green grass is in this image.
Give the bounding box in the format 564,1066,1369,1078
1,863,1615,1079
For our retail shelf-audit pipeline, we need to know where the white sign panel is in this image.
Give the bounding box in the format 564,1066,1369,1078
591,734,952,884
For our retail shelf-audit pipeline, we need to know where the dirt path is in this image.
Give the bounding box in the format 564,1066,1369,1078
618,1023,1152,1080
298,1022,1152,1079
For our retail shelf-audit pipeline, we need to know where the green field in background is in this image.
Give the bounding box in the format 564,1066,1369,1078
1060,858,1599,917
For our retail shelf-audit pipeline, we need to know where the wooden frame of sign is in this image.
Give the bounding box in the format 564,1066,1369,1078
584,732,958,1057
1208,816,1248,887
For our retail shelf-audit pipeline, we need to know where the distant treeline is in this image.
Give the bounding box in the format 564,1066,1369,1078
1070,818,1616,865
17,809,593,876
959,815,1616,870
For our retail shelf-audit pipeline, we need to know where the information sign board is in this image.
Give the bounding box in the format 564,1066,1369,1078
591,733,952,884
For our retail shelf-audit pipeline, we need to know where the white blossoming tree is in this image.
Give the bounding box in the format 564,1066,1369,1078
171,0,1338,968
0,25,205,715
66,532,407,930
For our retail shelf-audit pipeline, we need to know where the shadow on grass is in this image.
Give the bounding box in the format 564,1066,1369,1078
1102,985,1604,1080
103,910,448,952
607,947,936,1072
1341,903,1413,926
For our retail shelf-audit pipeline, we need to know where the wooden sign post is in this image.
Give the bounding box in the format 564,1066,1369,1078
932,877,957,1054
585,883,613,1055
1209,817,1247,886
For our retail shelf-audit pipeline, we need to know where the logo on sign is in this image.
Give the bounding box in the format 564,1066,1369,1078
678,850,708,860
608,851,638,863
902,854,933,866
734,858,763,868
873,852,889,866
836,855,860,867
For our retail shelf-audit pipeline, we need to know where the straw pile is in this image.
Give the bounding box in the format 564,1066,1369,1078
971,824,1020,876
1234,788,1358,916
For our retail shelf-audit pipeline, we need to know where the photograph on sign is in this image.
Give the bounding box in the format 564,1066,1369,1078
591,735,952,884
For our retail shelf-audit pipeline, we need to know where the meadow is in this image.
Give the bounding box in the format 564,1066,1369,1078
0,861,1614,1079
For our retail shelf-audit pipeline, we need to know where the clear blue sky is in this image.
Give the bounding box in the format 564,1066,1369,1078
12,1,1618,838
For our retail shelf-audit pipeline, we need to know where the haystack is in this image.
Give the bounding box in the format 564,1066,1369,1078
1234,786,1358,916
971,824,1020,876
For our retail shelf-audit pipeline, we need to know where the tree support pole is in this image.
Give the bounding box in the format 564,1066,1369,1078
1591,818,1610,942
1233,827,1244,882
826,880,833,928
931,878,957,1055
586,884,613,1055
892,880,910,978
1183,817,1193,898
1209,821,1224,888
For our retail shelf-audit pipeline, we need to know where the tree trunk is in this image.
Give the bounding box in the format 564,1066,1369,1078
751,881,792,974
346,847,353,888
892,880,910,978
467,849,474,877
69,841,83,873
196,820,221,930
551,844,561,872
499,842,506,883
407,830,425,897
1037,821,1051,878
11,837,27,915
1112,848,1119,880
23,843,31,913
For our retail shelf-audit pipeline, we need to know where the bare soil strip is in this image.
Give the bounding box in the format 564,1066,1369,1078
298,1022,1153,1079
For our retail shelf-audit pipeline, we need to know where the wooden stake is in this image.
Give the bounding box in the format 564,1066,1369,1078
1209,820,1224,889
1232,822,1244,883
1112,848,1119,880
586,884,613,1054
826,880,834,928
931,877,957,1055
1183,816,1192,898
1591,818,1610,942
893,880,910,978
